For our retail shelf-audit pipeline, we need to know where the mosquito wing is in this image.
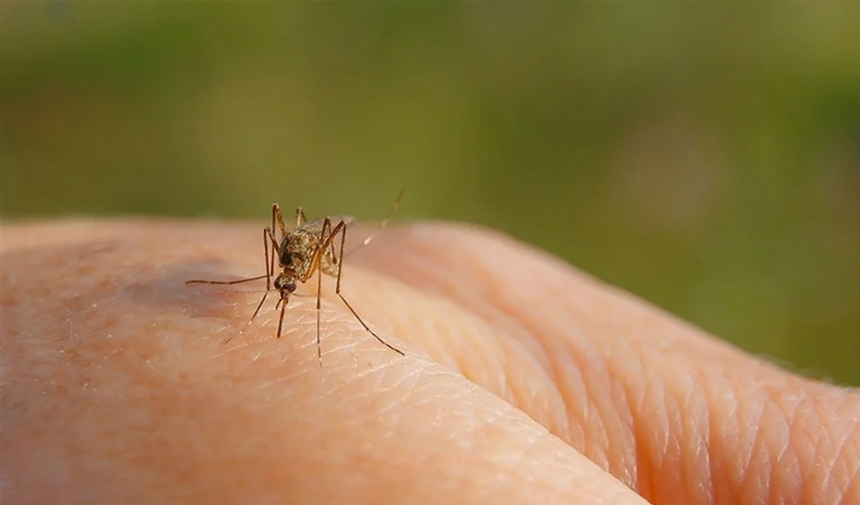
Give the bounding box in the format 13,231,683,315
300,215,357,237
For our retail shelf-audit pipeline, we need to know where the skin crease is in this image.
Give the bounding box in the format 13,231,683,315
0,220,858,505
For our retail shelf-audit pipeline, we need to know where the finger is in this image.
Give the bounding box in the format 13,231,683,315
351,222,860,505
1,221,648,505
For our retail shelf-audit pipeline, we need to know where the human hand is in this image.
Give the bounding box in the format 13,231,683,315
2,220,858,504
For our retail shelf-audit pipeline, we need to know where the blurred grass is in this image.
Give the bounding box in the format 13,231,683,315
2,3,859,385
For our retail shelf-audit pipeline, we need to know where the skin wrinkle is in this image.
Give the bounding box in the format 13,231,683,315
813,412,842,503
763,401,788,504
698,371,717,504
426,311,509,397
775,399,806,504
608,371,639,488
620,322,687,501
530,288,654,490
556,333,613,470
848,450,860,501
799,396,832,502
601,317,655,488
707,371,742,505
732,388,766,503
658,361,688,503
636,365,668,502
516,298,630,477
543,336,589,450
682,364,714,505
773,391,808,503
827,398,860,499
842,402,860,498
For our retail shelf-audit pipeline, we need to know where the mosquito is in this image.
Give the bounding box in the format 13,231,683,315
186,191,406,365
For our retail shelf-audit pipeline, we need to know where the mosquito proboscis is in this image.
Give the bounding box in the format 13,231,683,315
186,190,406,365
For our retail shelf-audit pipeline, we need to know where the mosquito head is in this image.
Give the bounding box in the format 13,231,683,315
274,273,297,296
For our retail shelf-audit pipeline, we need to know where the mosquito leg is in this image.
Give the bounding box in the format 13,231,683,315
315,266,323,366
333,221,404,356
262,226,272,290
265,226,280,286
314,217,334,366
295,206,307,227
257,225,275,291
273,203,287,238
224,289,271,344
186,227,277,287
327,221,340,268
185,274,269,286
320,218,345,267
187,217,279,287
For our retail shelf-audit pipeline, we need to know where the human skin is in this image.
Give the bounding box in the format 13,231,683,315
1,220,858,505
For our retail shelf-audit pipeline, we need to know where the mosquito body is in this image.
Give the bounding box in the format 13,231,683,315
187,192,406,365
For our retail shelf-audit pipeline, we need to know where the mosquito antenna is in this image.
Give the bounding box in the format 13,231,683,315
343,189,404,258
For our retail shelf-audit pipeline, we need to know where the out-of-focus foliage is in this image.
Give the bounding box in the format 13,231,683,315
2,4,859,385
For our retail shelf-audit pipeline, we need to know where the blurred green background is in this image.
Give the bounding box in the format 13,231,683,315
2,4,859,385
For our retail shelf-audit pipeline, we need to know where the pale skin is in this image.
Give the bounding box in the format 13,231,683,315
1,220,858,505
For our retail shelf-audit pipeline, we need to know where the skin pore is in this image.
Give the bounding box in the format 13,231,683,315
1,220,858,505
